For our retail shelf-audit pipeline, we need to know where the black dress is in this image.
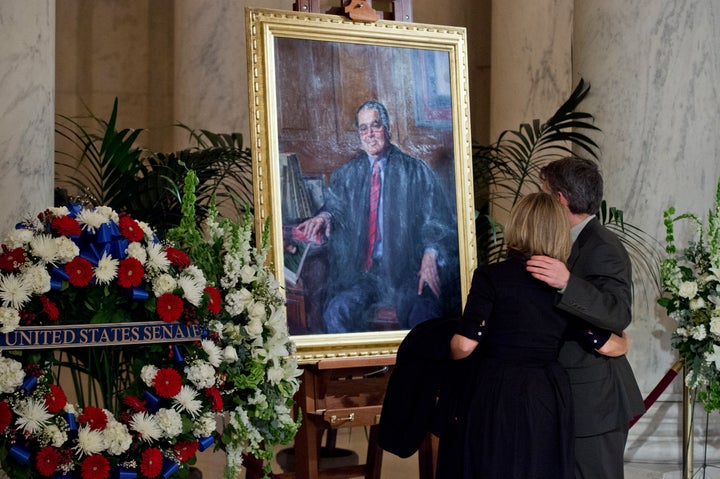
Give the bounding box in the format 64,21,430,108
447,251,574,479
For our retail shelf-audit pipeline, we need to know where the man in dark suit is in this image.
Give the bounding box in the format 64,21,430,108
297,100,459,333
526,157,645,479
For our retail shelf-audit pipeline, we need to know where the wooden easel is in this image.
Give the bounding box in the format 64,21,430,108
293,0,413,23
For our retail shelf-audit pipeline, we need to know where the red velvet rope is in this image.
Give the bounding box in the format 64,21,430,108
629,359,684,429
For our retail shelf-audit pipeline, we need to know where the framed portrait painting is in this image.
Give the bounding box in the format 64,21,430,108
246,7,476,362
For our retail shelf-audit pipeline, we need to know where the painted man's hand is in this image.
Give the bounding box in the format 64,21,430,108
418,250,441,298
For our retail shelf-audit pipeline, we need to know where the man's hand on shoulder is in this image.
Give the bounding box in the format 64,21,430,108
526,255,571,290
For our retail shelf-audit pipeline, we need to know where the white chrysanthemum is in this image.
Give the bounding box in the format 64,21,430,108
104,420,133,455
76,209,109,233
152,273,177,296
201,339,224,367
247,301,267,323
691,325,707,341
178,275,203,307
0,307,20,334
145,242,170,273
55,236,80,262
223,345,239,363
129,412,162,443
4,228,34,248
185,360,216,389
690,297,706,310
22,264,51,294
94,252,119,285
193,412,218,438
75,425,107,457
126,242,147,265
30,234,59,264
173,385,203,418
43,423,68,448
14,398,52,434
140,365,159,387
0,273,31,309
156,408,183,438
679,281,698,299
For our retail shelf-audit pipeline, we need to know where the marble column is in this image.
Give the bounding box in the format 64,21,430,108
0,1,55,235
574,1,720,473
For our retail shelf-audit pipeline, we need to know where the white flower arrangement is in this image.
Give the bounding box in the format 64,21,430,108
659,176,720,411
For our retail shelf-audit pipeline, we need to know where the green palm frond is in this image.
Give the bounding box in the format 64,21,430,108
474,78,600,263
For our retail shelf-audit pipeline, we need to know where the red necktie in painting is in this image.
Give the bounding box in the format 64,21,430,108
365,160,381,270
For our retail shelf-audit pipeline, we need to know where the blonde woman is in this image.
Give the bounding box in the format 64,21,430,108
442,192,575,479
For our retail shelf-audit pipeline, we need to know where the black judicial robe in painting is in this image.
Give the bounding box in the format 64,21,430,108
449,252,575,479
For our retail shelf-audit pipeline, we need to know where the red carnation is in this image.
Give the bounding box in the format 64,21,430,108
65,257,94,287
153,367,182,398
164,247,190,268
79,405,108,431
205,385,223,412
36,446,63,477
204,286,222,315
122,395,147,412
117,257,144,288
140,447,164,478
44,384,67,413
80,455,110,479
51,216,81,237
173,440,199,463
40,296,59,321
157,293,184,323
0,400,12,431
0,246,27,272
119,216,145,242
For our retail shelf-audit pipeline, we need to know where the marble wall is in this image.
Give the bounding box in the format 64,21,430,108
574,0,720,471
0,1,55,235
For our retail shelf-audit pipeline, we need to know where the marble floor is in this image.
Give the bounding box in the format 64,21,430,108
191,427,720,479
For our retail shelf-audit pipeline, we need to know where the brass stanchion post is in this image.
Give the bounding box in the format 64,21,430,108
682,365,694,479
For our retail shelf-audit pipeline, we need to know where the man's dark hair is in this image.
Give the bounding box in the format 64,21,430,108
355,100,391,135
539,156,603,215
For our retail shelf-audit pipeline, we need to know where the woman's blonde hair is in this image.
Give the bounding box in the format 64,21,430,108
505,192,572,261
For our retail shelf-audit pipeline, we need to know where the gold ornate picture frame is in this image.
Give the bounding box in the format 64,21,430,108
246,7,476,362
